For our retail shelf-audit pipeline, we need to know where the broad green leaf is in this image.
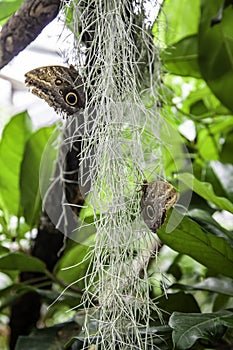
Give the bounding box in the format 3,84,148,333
0,212,8,234
196,116,233,160
0,0,24,23
15,321,80,350
209,161,233,202
188,209,233,245
0,112,32,217
179,173,233,213
39,127,61,204
213,294,232,312
20,125,56,226
0,246,9,255
55,239,94,289
16,220,31,239
209,116,233,135
195,277,233,296
205,162,229,199
154,0,200,46
197,127,220,160
65,326,173,350
198,0,233,113
0,283,38,311
186,87,230,117
169,310,233,349
161,120,192,177
0,282,79,311
190,99,208,116
162,35,201,78
169,77,230,118
171,277,233,297
158,292,200,316
157,216,233,278
221,130,233,163
0,252,46,272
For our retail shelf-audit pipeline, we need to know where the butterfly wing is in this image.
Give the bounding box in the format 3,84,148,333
141,180,178,232
25,65,85,115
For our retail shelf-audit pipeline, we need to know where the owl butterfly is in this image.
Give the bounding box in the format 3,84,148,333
25,65,85,115
141,180,178,233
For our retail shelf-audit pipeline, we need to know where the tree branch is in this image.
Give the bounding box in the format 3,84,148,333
0,0,61,69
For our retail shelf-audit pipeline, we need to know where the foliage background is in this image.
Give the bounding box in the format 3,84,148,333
0,0,233,349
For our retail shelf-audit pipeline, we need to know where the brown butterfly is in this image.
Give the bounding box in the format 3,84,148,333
25,65,85,115
141,180,178,232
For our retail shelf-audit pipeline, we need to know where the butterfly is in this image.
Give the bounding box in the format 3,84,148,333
141,180,178,232
25,65,85,115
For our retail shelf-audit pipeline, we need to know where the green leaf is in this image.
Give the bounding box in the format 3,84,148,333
55,239,94,289
195,116,233,161
190,99,208,116
221,130,233,163
0,252,46,272
154,0,200,46
162,35,201,78
169,310,233,349
15,321,80,350
180,80,231,118
0,0,24,23
209,161,233,202
157,216,233,279
188,209,233,245
0,112,33,217
16,221,31,240
20,125,56,226
0,245,9,255
171,276,233,297
158,292,200,317
209,116,233,135
195,277,233,296
160,120,193,181
0,283,38,311
179,173,233,213
198,0,233,113
213,294,231,312
197,127,220,160
205,162,230,199
38,127,60,202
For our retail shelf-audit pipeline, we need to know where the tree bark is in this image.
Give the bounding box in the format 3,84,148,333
0,0,61,69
